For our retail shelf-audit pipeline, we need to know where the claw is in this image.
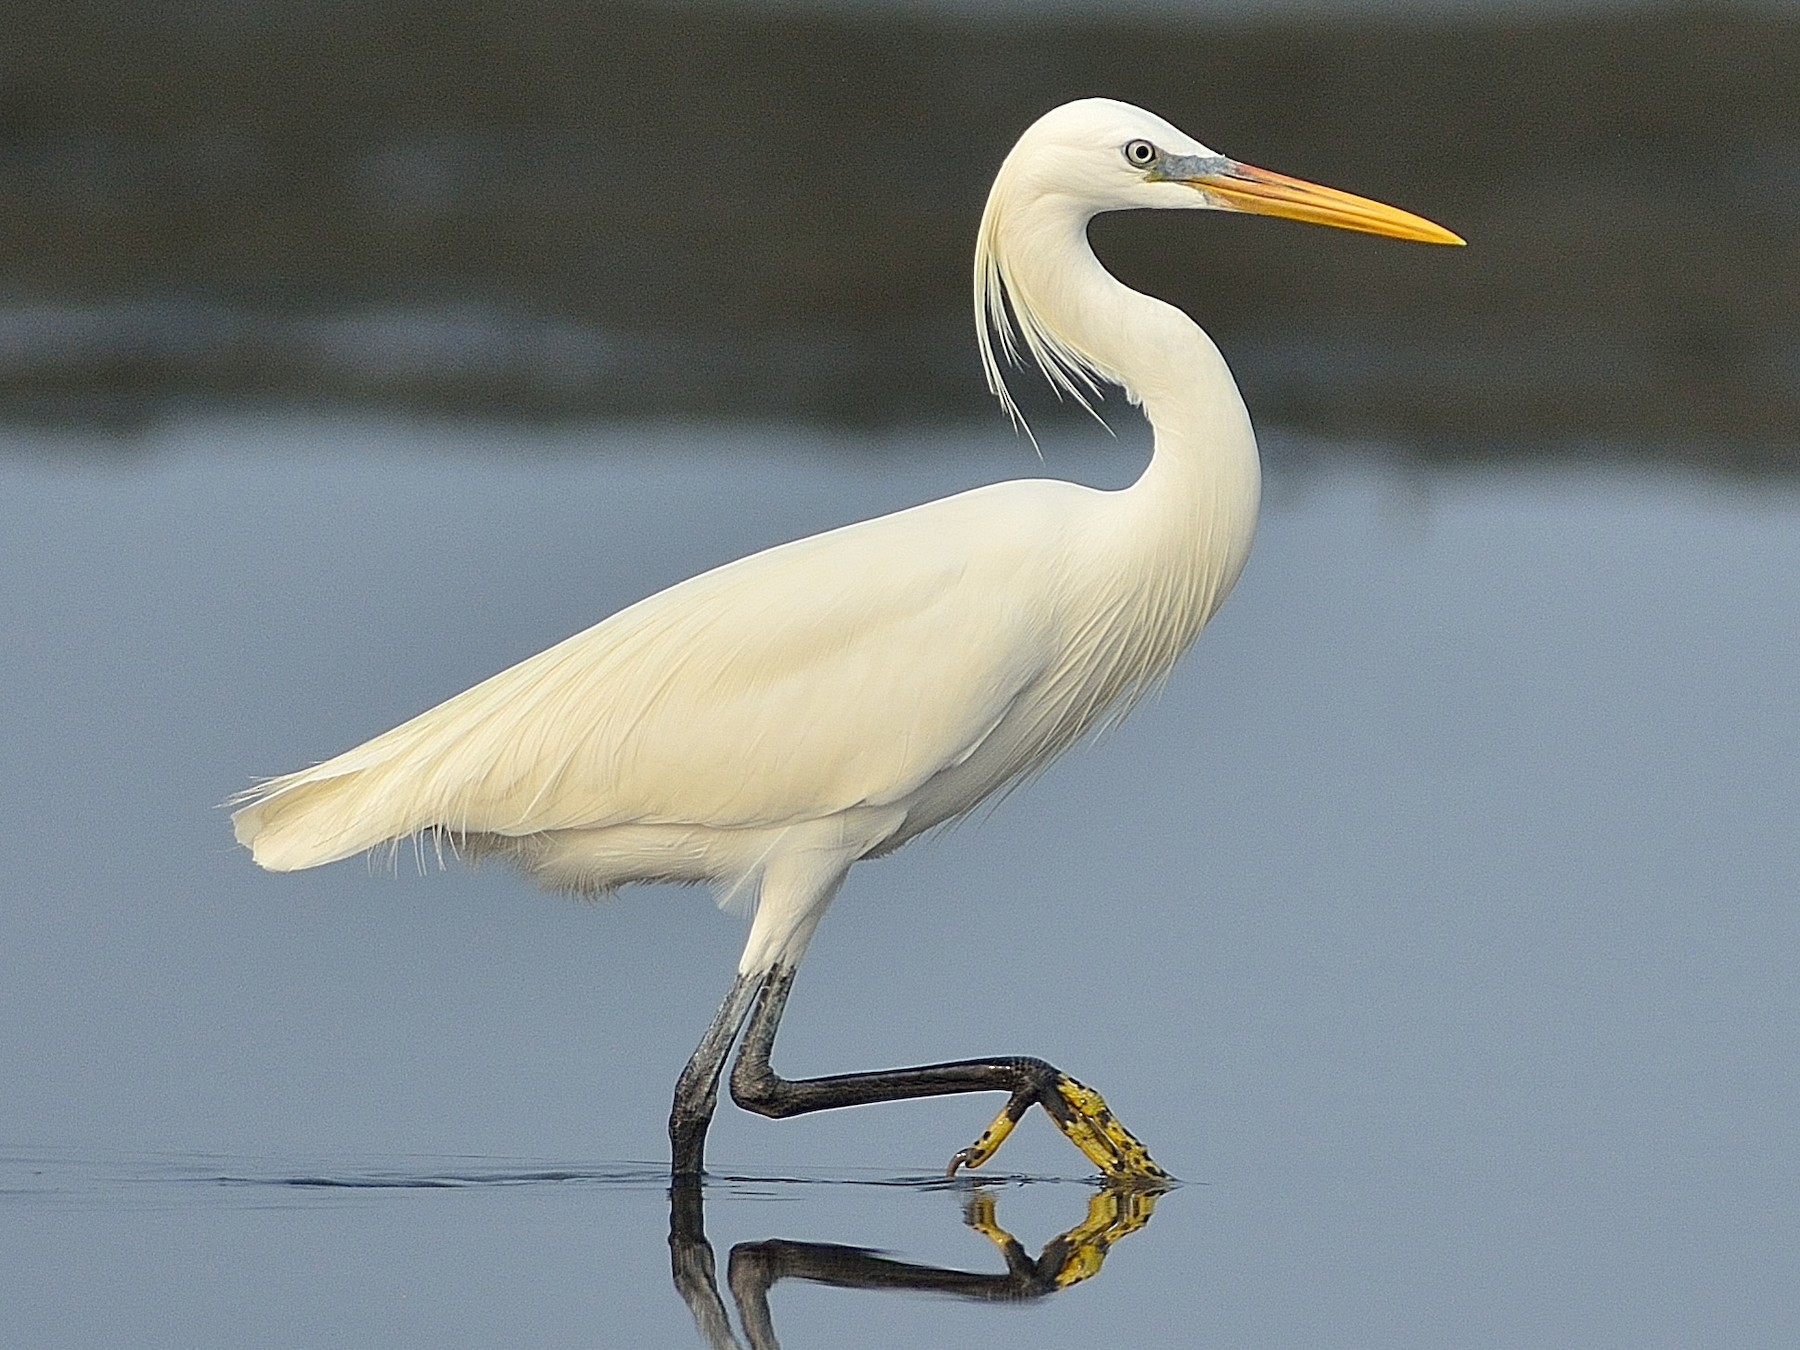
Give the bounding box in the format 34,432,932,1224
947,1073,1170,1182
947,1095,1025,1176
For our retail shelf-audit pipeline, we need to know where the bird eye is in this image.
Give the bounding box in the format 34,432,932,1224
1124,139,1157,168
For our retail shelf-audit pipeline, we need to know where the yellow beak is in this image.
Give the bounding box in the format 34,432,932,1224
1191,161,1464,246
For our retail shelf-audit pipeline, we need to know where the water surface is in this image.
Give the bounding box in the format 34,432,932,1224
1,417,1795,1346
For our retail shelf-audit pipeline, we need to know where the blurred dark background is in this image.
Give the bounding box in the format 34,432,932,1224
2,0,1795,468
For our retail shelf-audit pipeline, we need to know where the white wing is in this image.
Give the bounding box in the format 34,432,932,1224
233,479,1096,873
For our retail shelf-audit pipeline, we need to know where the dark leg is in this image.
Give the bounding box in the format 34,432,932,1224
726,965,1169,1182
670,970,765,1179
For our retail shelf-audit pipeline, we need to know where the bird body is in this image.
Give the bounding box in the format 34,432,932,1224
237,455,1255,961
234,98,1458,1177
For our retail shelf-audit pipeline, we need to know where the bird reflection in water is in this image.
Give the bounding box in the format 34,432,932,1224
670,1179,1166,1349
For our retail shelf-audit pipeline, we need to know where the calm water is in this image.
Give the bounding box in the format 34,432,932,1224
2,416,1796,1346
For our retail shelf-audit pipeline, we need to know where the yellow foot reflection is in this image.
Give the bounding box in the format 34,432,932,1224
964,1183,1164,1290
947,1072,1171,1183
670,1174,1173,1347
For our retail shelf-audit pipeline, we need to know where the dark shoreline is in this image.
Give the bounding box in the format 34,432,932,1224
2,3,1794,467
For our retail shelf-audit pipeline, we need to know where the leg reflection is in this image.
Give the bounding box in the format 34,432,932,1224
670,1181,742,1350
669,1177,1166,1349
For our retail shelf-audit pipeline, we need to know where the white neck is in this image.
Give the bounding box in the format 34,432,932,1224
997,205,1263,635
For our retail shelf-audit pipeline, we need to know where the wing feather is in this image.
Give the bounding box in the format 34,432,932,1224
233,481,1081,873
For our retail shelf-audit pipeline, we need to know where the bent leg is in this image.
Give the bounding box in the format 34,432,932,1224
726,964,1169,1183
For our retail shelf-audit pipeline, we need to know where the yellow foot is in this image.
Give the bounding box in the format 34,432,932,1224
946,1071,1171,1183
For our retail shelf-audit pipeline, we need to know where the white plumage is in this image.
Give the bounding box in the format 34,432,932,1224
234,102,1458,1172
235,101,1271,961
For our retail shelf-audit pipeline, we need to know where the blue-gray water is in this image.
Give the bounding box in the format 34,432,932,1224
2,417,1796,1346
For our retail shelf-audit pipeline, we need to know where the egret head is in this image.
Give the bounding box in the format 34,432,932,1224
990,97,1464,241
975,98,1461,432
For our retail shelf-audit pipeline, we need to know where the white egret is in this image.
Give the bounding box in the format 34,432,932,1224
233,98,1461,1181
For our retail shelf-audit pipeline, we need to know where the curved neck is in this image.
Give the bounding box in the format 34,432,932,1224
1001,207,1262,604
